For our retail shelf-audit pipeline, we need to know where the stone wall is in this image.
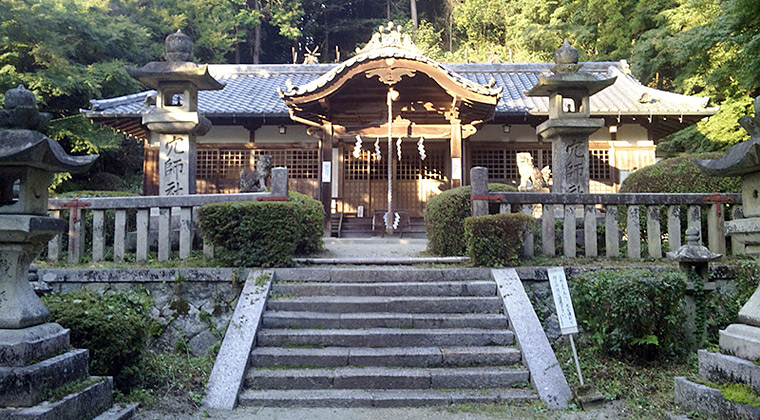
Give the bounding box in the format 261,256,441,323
38,268,249,357
37,265,740,354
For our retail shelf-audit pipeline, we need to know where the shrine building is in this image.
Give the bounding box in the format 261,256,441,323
82,26,717,219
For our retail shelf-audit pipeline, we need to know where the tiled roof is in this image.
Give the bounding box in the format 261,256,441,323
83,61,717,119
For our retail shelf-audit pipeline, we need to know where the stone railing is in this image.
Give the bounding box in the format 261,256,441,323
470,167,743,259
46,168,289,263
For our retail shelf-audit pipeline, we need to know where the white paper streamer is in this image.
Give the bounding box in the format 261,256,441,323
352,135,362,159
417,137,426,161
393,212,400,230
396,138,402,161
374,138,381,161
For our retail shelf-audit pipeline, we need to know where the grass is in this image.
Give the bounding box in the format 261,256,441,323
119,346,218,411
553,336,698,419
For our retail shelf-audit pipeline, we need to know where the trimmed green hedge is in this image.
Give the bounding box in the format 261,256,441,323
424,183,516,256
571,269,688,361
198,192,323,267
464,213,535,266
620,153,740,194
43,290,152,392
289,191,325,254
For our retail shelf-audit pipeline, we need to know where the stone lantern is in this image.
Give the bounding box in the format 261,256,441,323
0,86,128,417
127,30,224,196
672,96,760,418
526,39,616,193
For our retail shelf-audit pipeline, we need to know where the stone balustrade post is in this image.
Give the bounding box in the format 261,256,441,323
470,166,488,217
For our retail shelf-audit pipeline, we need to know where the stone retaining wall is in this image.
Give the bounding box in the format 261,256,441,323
39,268,249,357
37,265,739,354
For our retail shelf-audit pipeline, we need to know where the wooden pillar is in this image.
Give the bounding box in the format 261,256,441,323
319,126,332,233
450,122,463,188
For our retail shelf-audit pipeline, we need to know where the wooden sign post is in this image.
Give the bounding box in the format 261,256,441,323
547,267,583,385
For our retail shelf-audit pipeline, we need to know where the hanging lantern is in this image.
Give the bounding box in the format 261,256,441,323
417,137,426,161
352,135,363,158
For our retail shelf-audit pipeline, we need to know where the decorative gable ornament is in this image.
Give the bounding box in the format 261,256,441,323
356,22,422,55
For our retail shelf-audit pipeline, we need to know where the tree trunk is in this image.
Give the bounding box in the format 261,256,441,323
387,0,391,20
253,0,262,64
410,0,418,29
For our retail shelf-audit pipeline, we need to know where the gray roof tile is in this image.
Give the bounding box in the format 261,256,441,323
82,61,717,119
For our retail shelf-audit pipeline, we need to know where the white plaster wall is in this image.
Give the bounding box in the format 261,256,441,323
253,125,314,143
201,125,250,144
469,124,537,142
617,124,648,141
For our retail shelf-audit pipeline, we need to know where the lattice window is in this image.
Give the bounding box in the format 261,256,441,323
251,149,319,179
219,150,249,179
396,153,418,180
541,149,552,170
422,147,445,181
471,149,506,180
344,149,370,180
589,149,611,180
197,149,218,180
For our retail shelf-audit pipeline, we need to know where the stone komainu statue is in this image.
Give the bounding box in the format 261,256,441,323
516,152,551,192
240,155,273,192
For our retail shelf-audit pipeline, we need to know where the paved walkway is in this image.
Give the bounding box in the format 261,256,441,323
136,402,628,420
317,237,429,259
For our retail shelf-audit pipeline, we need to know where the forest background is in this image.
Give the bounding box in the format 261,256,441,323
1,0,759,191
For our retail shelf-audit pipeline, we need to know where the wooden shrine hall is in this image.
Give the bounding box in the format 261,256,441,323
83,24,718,224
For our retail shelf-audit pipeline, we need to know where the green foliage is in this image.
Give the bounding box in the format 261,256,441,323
464,213,535,266
720,382,760,407
620,153,740,194
42,290,152,392
288,191,325,254
571,269,689,361
198,200,301,267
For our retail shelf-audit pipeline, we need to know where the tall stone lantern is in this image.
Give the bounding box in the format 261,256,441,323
127,30,224,195
672,96,760,419
0,86,126,418
526,39,616,193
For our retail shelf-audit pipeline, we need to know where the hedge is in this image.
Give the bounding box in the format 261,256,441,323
424,183,516,256
620,153,740,194
198,192,323,267
464,213,535,266
43,290,152,392
571,269,688,361
289,191,325,254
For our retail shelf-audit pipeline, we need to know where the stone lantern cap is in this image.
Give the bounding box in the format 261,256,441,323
126,30,224,91
696,97,760,177
0,85,97,172
667,227,722,262
525,39,616,97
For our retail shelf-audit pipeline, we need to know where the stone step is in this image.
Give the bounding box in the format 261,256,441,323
237,388,536,407
250,346,522,368
261,311,508,329
92,403,139,420
0,349,90,408
269,281,496,297
272,268,493,283
257,328,514,348
266,296,502,314
698,349,760,394
246,366,530,390
0,377,113,420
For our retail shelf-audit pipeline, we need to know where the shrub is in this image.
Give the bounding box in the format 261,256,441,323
571,269,689,361
464,213,536,266
42,290,152,392
198,200,300,267
289,191,325,254
424,183,516,256
620,153,740,194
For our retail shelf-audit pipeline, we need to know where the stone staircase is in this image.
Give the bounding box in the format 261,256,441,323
238,270,536,407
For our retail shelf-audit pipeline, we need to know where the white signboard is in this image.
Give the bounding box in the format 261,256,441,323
452,158,462,180
321,161,331,183
547,267,578,335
